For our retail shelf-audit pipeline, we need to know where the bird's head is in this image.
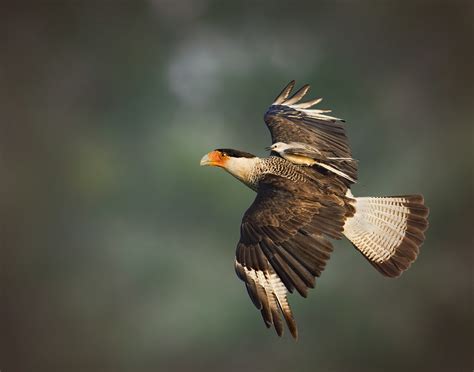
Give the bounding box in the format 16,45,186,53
200,149,229,168
200,149,259,187
265,142,287,153
200,149,256,168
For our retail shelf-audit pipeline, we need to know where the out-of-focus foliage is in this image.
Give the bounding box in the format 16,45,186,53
1,2,472,371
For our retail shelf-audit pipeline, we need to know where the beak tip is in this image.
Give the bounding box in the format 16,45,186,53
200,153,211,166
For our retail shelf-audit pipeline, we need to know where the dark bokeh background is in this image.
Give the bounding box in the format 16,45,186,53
1,2,472,371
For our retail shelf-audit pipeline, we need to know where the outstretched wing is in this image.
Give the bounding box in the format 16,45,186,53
235,174,353,338
264,81,357,181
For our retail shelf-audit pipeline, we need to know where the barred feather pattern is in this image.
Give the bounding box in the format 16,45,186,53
246,157,308,190
235,261,297,338
343,194,429,277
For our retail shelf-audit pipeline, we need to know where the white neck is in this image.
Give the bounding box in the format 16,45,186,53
223,157,261,189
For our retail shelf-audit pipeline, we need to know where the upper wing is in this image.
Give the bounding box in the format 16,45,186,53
234,175,353,338
264,81,357,181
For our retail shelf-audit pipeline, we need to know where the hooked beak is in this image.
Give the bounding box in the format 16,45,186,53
200,150,224,167
200,153,211,166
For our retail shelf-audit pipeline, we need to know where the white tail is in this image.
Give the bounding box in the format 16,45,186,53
343,194,429,277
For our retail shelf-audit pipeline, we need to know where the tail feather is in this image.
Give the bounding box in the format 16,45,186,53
343,194,429,277
315,161,356,183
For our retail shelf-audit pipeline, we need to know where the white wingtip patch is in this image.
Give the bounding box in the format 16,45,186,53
270,102,343,122
242,265,289,309
236,261,296,337
294,107,343,122
271,82,343,121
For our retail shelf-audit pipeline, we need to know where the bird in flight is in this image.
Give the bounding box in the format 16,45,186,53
200,81,429,339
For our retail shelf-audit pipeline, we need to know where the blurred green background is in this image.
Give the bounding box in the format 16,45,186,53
1,2,472,371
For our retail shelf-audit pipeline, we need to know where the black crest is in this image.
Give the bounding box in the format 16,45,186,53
217,149,256,158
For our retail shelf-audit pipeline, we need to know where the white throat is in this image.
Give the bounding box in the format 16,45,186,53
224,157,260,189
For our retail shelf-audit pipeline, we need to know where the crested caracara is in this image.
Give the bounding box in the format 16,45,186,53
200,81,429,339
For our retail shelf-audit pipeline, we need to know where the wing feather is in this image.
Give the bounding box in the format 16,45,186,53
284,84,310,106
235,175,352,338
264,81,358,182
273,80,296,105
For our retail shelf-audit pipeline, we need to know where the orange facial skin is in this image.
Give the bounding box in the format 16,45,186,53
200,150,229,168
